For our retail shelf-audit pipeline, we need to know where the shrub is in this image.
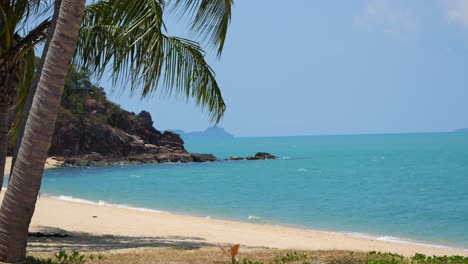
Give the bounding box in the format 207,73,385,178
27,250,104,264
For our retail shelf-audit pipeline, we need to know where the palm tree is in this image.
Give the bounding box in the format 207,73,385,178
0,1,86,261
0,0,233,262
8,0,62,181
0,0,46,188
3,0,233,186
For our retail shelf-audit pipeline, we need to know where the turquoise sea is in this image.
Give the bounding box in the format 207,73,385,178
23,133,468,250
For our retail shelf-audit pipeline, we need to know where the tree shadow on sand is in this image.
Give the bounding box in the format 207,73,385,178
27,226,218,253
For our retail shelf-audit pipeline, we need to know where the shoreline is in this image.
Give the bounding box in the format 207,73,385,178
42,194,468,254
3,157,467,256
48,194,467,253
4,157,62,175
18,193,467,256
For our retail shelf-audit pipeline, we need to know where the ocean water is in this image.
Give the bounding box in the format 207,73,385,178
15,133,468,249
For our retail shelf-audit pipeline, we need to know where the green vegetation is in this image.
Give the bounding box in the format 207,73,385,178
26,250,104,264
235,251,468,264
26,249,468,264
60,66,129,130
213,245,468,264
233,251,468,264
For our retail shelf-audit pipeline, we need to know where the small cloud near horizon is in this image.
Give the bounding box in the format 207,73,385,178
444,0,468,27
355,0,419,40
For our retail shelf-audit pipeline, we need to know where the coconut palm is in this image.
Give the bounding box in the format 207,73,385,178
0,0,85,261
0,0,48,188
0,0,233,262
2,0,233,187
8,0,62,180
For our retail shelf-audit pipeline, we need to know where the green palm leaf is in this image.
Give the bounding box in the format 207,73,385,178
75,0,229,123
9,47,36,144
168,0,233,57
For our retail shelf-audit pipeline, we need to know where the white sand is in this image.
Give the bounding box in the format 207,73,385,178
4,157,62,175
24,195,467,256
2,157,466,256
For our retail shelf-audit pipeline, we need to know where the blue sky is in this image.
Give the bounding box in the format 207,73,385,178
100,0,468,137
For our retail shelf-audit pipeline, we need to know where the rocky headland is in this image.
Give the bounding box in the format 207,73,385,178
8,68,276,168
8,68,217,167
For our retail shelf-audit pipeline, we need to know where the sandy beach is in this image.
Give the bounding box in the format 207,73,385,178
20,194,465,257
2,157,467,257
4,157,62,175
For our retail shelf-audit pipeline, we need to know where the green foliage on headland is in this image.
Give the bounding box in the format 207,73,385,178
60,66,126,130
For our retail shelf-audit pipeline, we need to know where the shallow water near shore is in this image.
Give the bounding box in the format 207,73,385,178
10,132,468,250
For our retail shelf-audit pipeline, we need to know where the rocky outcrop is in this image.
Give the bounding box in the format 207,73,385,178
8,67,218,167
7,69,281,168
56,152,217,167
225,152,278,161
225,156,244,161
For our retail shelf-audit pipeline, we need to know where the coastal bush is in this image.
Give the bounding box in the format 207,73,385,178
218,245,311,264
218,247,468,264
332,251,468,264
27,248,468,264
410,253,468,264
26,250,104,264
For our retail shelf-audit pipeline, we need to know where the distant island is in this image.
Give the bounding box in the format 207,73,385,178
453,128,468,133
169,127,234,140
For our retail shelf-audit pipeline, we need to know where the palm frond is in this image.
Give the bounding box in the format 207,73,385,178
161,35,225,123
9,47,36,144
168,0,233,57
10,0,52,34
75,0,226,123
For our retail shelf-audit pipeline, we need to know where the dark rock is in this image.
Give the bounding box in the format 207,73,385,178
190,153,218,162
225,156,244,161
246,152,278,160
137,110,154,130
60,152,218,167
225,152,278,161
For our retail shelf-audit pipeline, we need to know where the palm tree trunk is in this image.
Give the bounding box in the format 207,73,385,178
0,58,16,191
9,0,62,179
0,103,8,189
0,0,85,262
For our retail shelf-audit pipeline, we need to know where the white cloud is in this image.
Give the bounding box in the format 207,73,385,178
444,0,468,27
355,0,419,39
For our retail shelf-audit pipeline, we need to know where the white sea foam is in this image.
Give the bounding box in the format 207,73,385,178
297,168,308,172
129,174,141,178
371,156,385,162
282,157,291,160
340,232,468,252
248,215,261,220
51,195,169,214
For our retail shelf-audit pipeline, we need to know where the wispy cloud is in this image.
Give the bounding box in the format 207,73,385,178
355,0,419,39
444,0,468,27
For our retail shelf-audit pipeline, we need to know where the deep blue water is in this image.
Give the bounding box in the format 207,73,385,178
20,133,468,249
